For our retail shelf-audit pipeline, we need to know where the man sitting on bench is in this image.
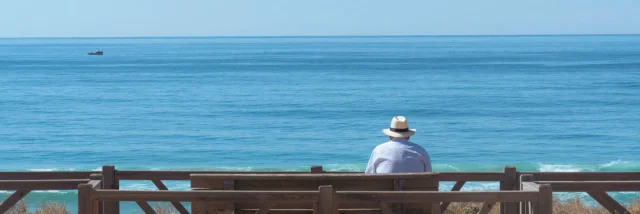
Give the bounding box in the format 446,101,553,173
366,116,432,173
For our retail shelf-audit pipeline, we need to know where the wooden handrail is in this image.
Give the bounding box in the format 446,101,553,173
0,179,90,190
0,171,98,180
335,191,540,203
519,172,640,181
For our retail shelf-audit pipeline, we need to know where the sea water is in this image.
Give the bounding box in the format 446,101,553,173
1,35,640,212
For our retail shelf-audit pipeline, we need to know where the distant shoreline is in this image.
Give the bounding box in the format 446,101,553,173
1,33,640,39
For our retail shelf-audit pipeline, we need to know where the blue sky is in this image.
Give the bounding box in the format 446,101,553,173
1,0,638,37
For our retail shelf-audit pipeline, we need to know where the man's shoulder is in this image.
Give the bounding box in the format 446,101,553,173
372,141,395,152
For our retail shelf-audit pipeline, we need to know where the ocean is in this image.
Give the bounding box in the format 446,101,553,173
1,35,639,212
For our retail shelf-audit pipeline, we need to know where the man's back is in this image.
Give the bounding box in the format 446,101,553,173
365,138,432,174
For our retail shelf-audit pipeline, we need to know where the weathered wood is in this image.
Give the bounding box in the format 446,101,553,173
102,165,119,214
117,169,325,180
192,173,438,180
94,190,320,202
89,174,102,214
380,203,394,214
311,166,324,173
0,171,98,180
521,172,640,181
318,186,334,214
587,191,630,214
437,173,504,181
440,181,466,213
151,179,189,214
89,180,102,190
191,174,438,191
0,179,90,190
136,201,157,214
521,182,540,191
0,190,30,213
478,202,495,214
540,181,640,192
256,203,275,214
335,191,539,203
519,174,534,214
537,184,552,214
500,166,518,214
430,203,441,214
78,184,94,214
89,174,102,180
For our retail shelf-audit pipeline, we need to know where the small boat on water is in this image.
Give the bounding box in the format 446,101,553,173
88,50,103,55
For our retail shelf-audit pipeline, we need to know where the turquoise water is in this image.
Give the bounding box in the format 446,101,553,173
1,35,640,212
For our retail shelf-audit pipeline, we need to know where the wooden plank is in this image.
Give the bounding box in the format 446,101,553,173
521,182,540,191
335,191,539,203
191,173,438,180
587,191,629,214
151,179,190,214
78,184,94,214
89,180,102,190
311,166,324,173
437,173,504,181
0,171,98,180
537,185,552,214
380,203,394,214
540,181,640,192
0,179,90,190
256,203,275,214
440,181,465,213
117,169,329,180
519,174,535,214
191,175,437,191
430,202,441,214
520,172,640,181
0,190,30,213
478,202,495,214
102,165,119,214
94,190,320,202
89,174,102,180
136,201,157,214
318,186,334,214
500,166,518,214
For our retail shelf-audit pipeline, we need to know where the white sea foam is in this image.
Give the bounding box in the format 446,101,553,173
27,168,76,172
599,159,630,168
538,164,583,172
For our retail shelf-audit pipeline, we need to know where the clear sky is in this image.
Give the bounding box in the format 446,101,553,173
1,0,638,37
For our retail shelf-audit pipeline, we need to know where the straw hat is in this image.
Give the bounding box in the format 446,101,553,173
382,116,416,138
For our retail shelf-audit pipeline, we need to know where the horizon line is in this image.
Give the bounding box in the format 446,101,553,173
1,33,639,39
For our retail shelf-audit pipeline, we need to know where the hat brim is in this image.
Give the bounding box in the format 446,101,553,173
382,129,416,138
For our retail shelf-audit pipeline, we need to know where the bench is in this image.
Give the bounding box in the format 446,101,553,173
190,173,439,214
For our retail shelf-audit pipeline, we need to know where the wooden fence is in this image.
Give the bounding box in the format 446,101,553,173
78,185,548,214
521,174,640,214
1,165,640,214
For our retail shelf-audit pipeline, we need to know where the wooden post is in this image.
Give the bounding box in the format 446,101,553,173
520,174,535,214
500,166,518,214
318,185,334,214
89,174,103,214
537,184,552,214
311,166,324,173
78,184,94,214
102,165,119,214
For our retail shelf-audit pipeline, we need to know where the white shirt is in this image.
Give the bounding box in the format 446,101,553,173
365,138,432,174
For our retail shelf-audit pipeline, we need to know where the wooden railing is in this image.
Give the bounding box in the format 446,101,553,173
78,185,548,214
0,173,101,213
520,174,640,214
2,165,640,214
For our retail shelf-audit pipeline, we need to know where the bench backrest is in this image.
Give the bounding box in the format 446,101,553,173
190,173,439,213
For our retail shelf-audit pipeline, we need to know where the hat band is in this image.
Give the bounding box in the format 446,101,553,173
389,128,409,132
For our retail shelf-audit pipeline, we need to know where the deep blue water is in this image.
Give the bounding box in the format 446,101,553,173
1,35,640,212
